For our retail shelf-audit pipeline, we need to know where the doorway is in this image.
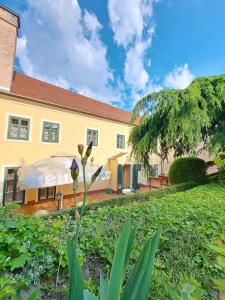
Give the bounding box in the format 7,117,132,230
123,164,131,189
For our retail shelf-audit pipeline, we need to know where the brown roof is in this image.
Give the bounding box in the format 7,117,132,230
11,72,137,125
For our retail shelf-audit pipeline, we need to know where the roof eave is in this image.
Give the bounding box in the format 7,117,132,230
0,90,132,125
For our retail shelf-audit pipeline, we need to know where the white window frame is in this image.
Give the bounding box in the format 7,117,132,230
116,133,126,149
85,127,100,148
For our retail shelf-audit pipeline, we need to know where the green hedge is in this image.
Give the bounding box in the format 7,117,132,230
168,157,207,184
50,181,198,219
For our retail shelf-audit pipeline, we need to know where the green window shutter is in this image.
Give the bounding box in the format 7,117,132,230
132,164,139,190
137,164,142,171
117,164,123,191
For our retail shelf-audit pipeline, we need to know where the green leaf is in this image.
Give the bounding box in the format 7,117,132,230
121,228,162,300
10,253,29,271
67,239,84,300
100,274,108,300
83,290,98,300
123,230,134,278
181,283,195,300
167,287,181,300
213,279,225,292
106,219,131,300
26,288,40,300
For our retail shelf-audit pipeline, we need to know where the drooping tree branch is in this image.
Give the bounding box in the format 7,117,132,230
129,74,225,176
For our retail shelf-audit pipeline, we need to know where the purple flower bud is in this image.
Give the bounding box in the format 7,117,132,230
70,159,79,181
85,141,93,159
78,144,84,156
91,166,103,183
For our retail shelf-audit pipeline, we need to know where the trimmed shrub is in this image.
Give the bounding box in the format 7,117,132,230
168,157,207,184
50,181,198,219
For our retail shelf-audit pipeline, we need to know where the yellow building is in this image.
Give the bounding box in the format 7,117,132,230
0,4,164,206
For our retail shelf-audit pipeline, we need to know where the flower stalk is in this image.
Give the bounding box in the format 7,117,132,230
71,142,102,246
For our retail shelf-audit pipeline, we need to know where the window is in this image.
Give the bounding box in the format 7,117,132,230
117,134,125,149
38,187,56,200
42,122,60,143
150,164,158,177
87,129,98,146
7,116,30,140
3,167,25,204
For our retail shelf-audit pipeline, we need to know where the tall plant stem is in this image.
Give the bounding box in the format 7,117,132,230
73,181,77,219
80,164,87,219
75,163,90,246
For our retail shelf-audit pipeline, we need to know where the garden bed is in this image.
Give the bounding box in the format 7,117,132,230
0,183,225,299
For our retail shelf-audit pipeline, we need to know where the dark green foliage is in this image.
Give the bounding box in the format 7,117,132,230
129,74,225,175
168,157,207,184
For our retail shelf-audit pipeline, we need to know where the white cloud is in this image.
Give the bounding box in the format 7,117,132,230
131,81,163,107
83,10,102,35
16,0,122,104
108,0,157,95
164,63,194,89
124,40,150,91
108,0,155,47
16,35,34,76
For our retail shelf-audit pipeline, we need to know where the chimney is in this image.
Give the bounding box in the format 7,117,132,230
0,4,19,92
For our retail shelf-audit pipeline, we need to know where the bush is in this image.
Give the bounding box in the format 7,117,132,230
168,157,207,184
214,152,225,184
49,181,198,219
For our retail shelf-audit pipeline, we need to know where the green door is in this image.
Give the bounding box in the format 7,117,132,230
117,164,123,192
132,164,139,190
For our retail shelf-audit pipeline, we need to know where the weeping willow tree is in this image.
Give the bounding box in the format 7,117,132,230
129,74,225,176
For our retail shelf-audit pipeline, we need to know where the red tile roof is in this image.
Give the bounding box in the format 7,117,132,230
11,72,136,125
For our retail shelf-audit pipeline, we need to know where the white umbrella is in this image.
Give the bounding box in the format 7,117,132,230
17,152,111,190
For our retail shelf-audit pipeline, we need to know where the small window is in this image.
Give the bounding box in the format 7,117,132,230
42,122,60,143
150,164,158,177
7,116,30,140
87,129,98,146
38,187,56,200
117,134,125,149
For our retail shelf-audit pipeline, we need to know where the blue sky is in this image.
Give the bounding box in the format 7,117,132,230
2,0,225,110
